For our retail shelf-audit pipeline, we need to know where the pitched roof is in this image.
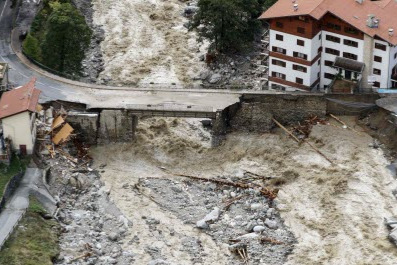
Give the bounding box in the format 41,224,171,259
0,77,41,119
260,0,397,45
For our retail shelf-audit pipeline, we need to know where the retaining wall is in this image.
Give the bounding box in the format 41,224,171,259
0,172,24,213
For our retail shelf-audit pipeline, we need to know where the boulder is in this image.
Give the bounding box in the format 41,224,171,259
208,73,222,84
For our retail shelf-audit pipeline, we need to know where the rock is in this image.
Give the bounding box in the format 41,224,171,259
265,218,278,229
196,207,220,229
385,217,397,229
119,215,131,228
208,73,222,84
250,203,263,211
230,191,237,197
148,259,170,265
196,219,209,229
246,221,256,232
266,208,275,217
199,70,210,80
253,225,266,233
108,232,120,241
389,228,397,245
184,6,199,15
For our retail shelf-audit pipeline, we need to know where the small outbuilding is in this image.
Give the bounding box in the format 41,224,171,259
0,78,41,155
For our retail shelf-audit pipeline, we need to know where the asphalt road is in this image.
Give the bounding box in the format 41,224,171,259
0,1,295,113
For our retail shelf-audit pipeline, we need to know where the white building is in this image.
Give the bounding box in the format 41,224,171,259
0,78,41,155
260,0,397,92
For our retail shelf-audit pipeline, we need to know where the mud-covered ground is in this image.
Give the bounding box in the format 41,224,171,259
91,117,397,264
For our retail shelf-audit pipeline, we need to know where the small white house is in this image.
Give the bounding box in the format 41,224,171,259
0,78,41,155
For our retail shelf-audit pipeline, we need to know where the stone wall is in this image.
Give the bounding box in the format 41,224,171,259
66,111,99,145
97,110,138,144
230,94,327,132
0,172,24,214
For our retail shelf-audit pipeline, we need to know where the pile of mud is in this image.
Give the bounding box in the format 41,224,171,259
92,117,397,264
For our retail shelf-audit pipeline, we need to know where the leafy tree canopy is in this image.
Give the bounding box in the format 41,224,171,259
190,0,276,53
23,0,92,76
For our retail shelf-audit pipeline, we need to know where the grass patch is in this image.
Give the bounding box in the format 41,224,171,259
0,155,30,198
0,196,60,265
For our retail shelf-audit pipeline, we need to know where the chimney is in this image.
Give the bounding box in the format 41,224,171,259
367,14,379,28
293,3,298,11
389,28,394,36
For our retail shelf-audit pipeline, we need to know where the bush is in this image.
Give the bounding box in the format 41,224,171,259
22,34,41,61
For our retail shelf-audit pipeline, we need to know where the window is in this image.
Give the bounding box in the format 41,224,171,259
272,59,286,67
374,55,382,62
373,81,380,88
293,64,307,73
272,72,286,80
297,27,305,34
276,34,284,41
325,60,333,66
375,43,387,51
319,34,322,40
318,59,321,65
325,48,340,56
293,51,308,60
276,22,283,28
324,73,335,79
326,35,341,43
296,78,304,84
327,22,341,31
345,27,359,35
373,68,381,75
297,39,305,46
394,52,397,59
344,39,358,47
272,46,286,54
343,52,358,60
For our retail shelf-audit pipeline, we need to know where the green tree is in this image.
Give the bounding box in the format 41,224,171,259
190,0,263,52
22,33,41,61
40,2,91,75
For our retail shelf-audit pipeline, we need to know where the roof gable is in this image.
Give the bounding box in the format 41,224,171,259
0,78,41,119
260,0,397,45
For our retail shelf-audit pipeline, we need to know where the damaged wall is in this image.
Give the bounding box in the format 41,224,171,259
66,111,99,145
97,110,138,144
230,94,327,132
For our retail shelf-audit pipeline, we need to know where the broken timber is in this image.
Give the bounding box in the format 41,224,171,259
161,168,278,200
272,118,334,164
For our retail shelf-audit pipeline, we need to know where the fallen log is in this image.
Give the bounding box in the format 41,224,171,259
272,118,334,164
161,168,278,200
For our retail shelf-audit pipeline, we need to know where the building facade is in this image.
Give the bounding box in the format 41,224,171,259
260,0,397,92
0,78,41,155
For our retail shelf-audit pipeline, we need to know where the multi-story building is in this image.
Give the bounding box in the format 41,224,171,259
260,0,397,92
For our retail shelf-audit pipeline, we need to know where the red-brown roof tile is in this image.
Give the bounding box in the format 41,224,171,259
260,0,397,45
0,77,41,119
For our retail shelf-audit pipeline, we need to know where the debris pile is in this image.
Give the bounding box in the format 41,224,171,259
36,106,134,264
136,173,295,264
36,106,92,169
